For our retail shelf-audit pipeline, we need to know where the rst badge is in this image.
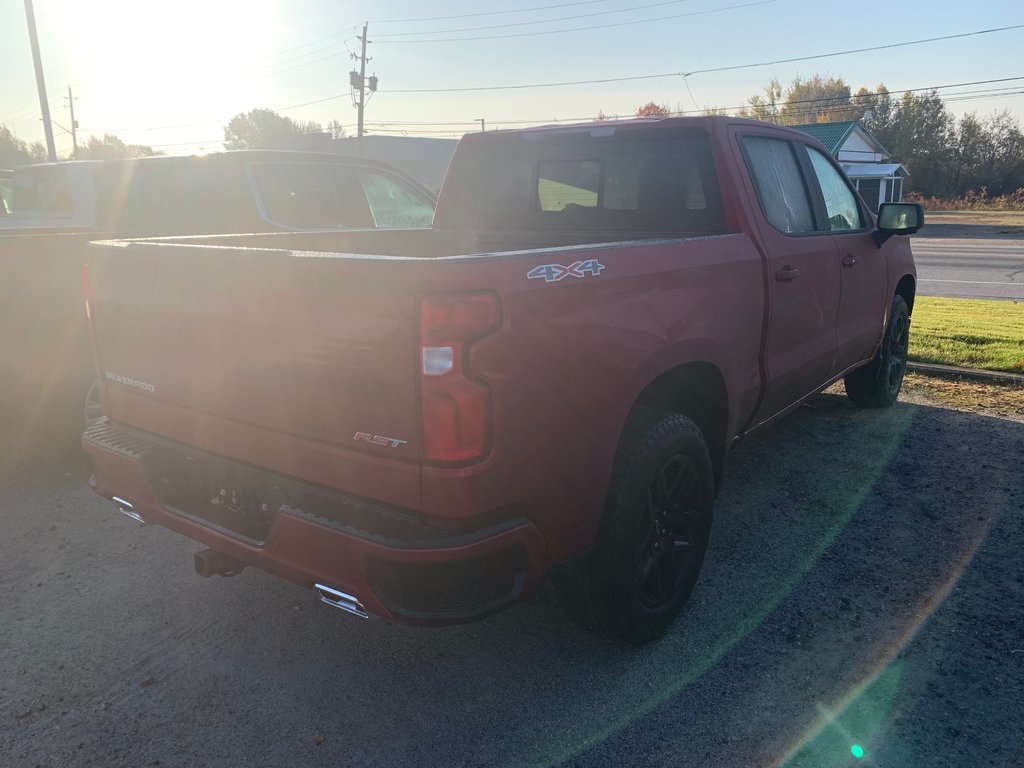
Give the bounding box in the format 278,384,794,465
354,432,408,449
527,259,605,283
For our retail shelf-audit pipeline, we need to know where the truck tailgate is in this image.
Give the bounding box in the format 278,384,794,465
86,241,422,506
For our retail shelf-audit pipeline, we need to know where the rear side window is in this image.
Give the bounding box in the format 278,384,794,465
805,146,864,231
741,136,815,235
250,163,372,229
356,170,434,227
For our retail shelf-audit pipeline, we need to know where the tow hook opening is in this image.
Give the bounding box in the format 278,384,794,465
315,583,370,619
193,548,247,578
112,496,146,524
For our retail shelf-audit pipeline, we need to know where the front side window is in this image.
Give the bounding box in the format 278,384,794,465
806,146,863,231
356,170,435,227
741,136,815,235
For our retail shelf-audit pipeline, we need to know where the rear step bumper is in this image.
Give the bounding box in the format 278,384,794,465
83,419,546,625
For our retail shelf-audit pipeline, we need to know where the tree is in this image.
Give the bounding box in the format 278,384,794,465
0,124,44,167
326,119,347,139
779,75,862,124
635,102,672,118
739,75,864,125
741,74,1024,199
738,78,783,123
223,108,325,150
79,134,156,161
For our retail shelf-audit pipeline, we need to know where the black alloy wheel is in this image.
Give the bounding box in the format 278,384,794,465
634,454,707,610
885,308,910,396
583,407,715,643
844,294,911,408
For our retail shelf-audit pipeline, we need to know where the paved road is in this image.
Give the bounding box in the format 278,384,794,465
3,385,1023,767
913,236,1024,301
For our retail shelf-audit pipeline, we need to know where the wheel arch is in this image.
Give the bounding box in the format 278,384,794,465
630,361,729,489
895,274,916,316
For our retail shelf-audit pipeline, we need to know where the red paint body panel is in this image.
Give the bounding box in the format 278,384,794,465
83,117,917,624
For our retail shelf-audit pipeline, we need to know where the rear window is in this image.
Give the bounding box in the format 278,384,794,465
436,128,726,234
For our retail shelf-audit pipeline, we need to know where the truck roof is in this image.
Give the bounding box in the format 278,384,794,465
13,150,403,174
456,115,829,148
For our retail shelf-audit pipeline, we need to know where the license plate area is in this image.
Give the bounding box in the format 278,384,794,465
143,448,287,544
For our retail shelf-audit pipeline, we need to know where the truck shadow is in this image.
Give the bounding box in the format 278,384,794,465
7,393,1022,767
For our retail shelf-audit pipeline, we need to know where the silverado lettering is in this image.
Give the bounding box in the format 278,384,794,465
103,372,156,393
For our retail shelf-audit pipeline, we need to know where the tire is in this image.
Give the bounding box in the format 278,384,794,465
584,407,714,644
843,294,910,408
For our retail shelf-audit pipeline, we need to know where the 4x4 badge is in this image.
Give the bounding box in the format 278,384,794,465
527,259,605,283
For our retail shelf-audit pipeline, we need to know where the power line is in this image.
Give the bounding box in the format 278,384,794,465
370,0,606,24
380,24,1024,91
77,75,1024,139
80,92,353,134
376,0,775,43
262,26,358,62
130,85,1024,150
0,102,38,121
261,47,352,78
681,24,1024,76
364,79,1024,128
375,0,694,37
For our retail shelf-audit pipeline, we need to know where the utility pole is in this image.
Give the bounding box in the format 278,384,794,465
477,119,485,132
349,23,378,141
66,85,78,158
356,23,369,139
23,0,56,161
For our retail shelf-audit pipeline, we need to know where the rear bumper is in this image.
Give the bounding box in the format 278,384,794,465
83,419,546,625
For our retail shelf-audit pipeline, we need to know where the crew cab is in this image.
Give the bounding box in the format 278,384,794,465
0,151,435,456
81,117,921,641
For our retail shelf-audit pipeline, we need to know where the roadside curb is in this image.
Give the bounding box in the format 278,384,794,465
907,362,1024,385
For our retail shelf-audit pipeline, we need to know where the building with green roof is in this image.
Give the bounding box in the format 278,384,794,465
792,120,908,213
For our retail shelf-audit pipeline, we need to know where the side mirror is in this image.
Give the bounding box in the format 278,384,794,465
874,202,924,246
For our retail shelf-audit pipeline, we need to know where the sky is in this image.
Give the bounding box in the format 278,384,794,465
1,0,1023,156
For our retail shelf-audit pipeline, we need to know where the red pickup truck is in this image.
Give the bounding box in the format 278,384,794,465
82,117,920,642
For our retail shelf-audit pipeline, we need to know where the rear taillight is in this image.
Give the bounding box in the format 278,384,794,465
420,293,500,464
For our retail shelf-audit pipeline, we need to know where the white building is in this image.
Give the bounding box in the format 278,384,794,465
792,121,908,213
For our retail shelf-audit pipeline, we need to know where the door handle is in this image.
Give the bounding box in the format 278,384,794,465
775,266,801,282
843,254,857,267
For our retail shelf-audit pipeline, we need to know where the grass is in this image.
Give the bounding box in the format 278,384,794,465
909,296,1024,373
922,210,1024,228
909,188,1024,213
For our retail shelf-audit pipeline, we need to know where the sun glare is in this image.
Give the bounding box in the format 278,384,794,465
46,0,280,145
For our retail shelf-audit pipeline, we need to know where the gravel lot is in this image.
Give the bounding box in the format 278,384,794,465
2,378,1022,768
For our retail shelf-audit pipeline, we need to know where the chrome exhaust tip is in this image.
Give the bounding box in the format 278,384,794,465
112,496,145,524
314,583,369,619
